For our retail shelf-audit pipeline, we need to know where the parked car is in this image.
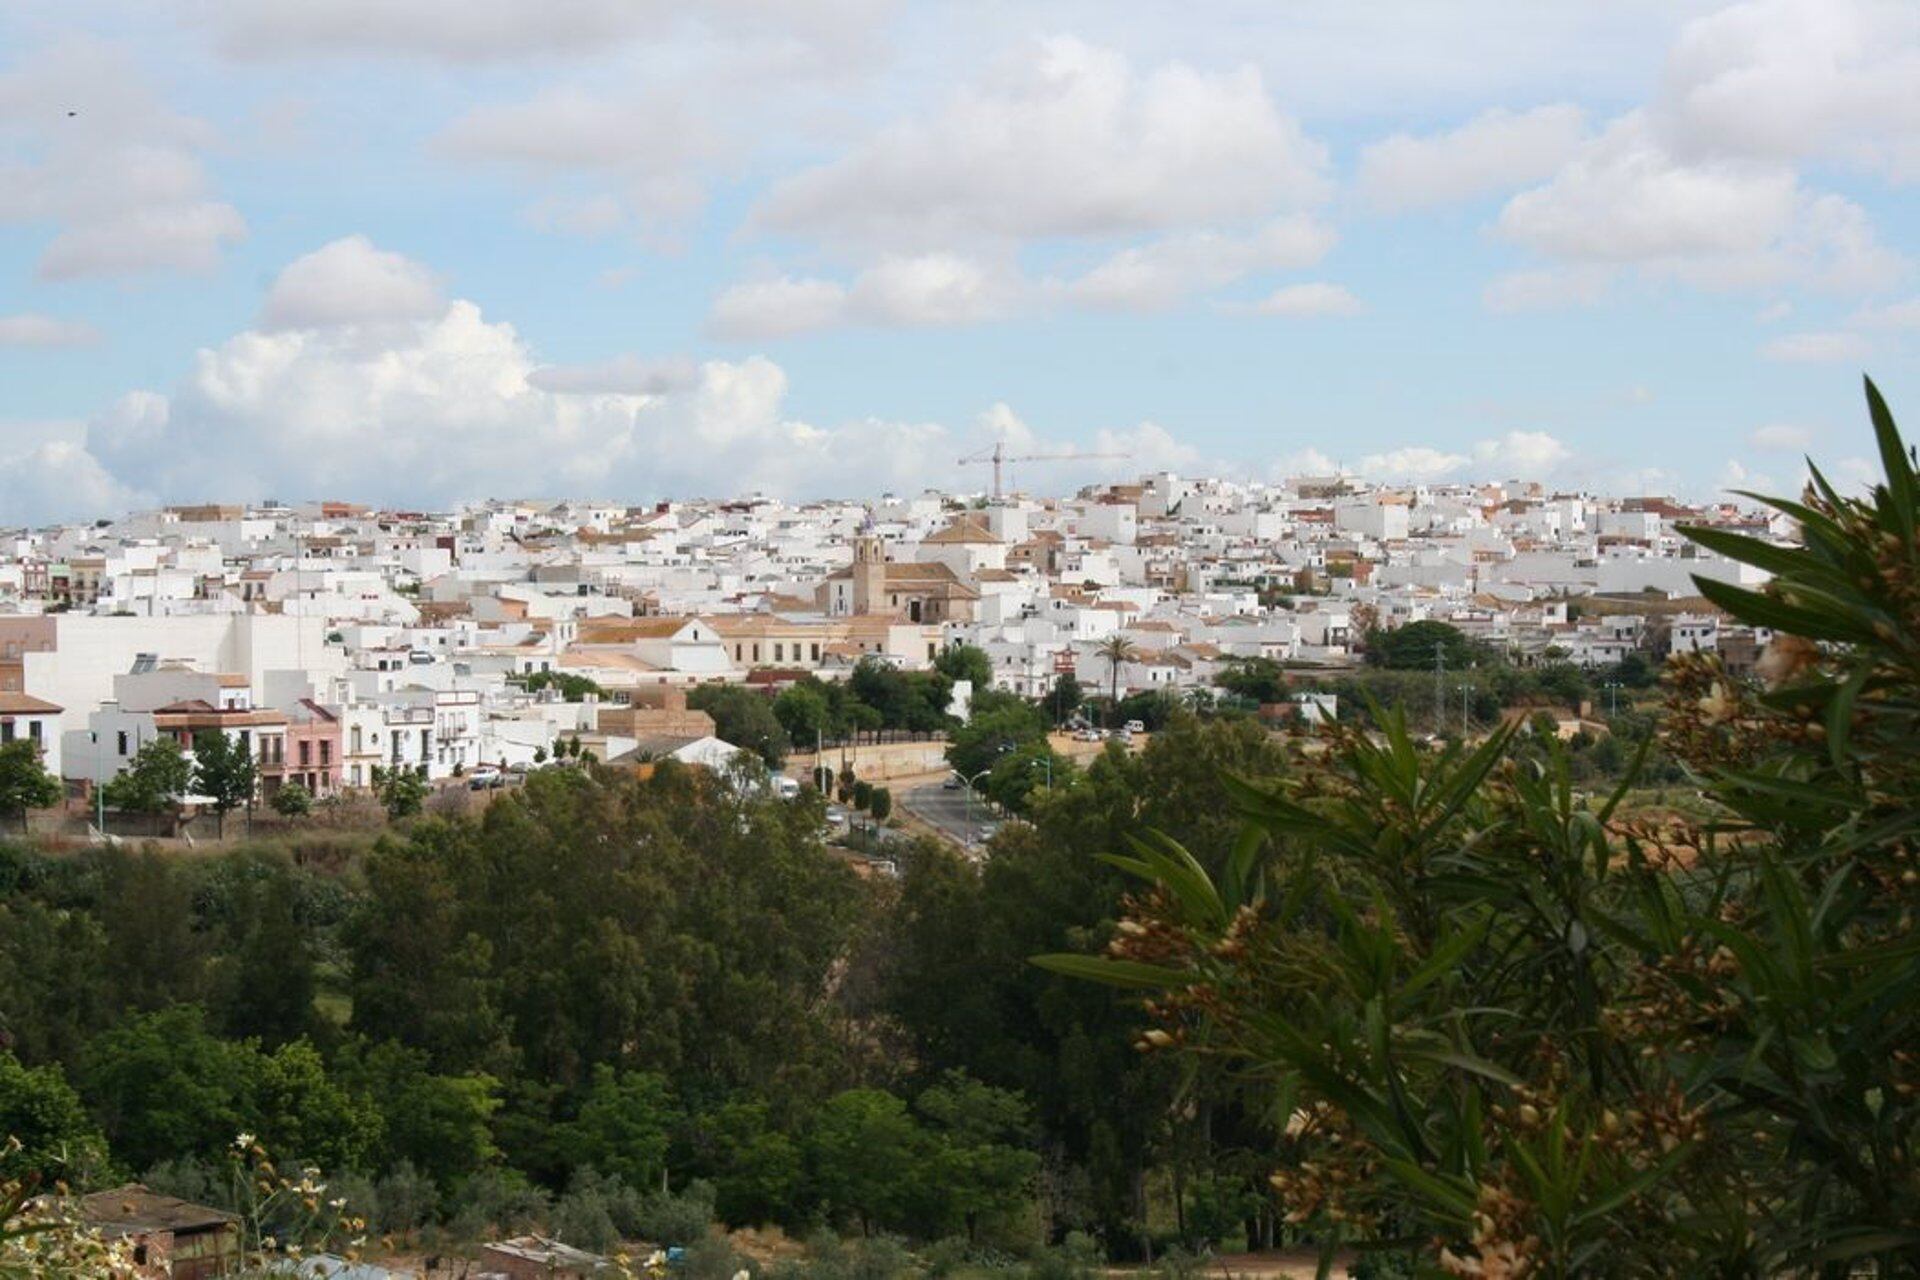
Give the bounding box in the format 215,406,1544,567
825,805,850,827
1109,729,1134,744
1075,728,1103,742
1124,719,1146,734
467,767,500,790
942,774,964,790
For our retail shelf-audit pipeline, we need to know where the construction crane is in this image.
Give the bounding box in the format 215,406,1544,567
957,441,1131,501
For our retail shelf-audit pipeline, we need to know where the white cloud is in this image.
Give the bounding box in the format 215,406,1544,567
1657,0,1920,180
1064,216,1336,311
1474,429,1571,476
203,0,892,64
261,236,446,330
526,355,700,395
1761,330,1870,363
1749,422,1814,450
0,313,101,347
437,87,720,232
1271,447,1341,479
0,437,144,528
1851,296,1920,329
1243,282,1363,317
1496,112,1904,292
707,276,851,340
1481,266,1612,312
708,254,1022,337
849,253,1024,327
1358,430,1574,482
754,35,1329,248
1358,446,1470,483
1358,104,1589,211
0,42,245,279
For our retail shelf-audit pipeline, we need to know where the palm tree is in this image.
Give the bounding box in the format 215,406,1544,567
1094,635,1138,728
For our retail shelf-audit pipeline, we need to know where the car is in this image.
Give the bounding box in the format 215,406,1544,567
1075,728,1102,742
942,774,964,790
975,826,999,844
1124,719,1146,734
467,767,500,790
1109,729,1133,744
825,805,850,827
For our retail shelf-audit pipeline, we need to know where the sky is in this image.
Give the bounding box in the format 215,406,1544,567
0,0,1916,523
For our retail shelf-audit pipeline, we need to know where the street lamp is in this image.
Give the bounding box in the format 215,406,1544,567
1602,680,1623,718
962,766,996,851
1031,755,1052,791
89,731,104,836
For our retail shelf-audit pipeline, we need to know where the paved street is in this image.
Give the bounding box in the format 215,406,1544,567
900,777,998,852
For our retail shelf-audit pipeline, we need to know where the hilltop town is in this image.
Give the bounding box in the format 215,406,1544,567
1,470,1776,821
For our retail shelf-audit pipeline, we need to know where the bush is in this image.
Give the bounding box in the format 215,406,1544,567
447,1168,550,1241
634,1179,718,1248
270,782,313,818
869,788,892,821
852,780,873,811
374,1160,438,1235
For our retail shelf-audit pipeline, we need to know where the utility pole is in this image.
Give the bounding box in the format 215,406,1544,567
1434,640,1446,730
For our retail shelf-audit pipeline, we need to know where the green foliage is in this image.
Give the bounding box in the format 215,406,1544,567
852,780,873,811
102,738,191,814
850,658,954,732
523,670,607,702
1048,672,1084,726
1217,657,1288,705
557,1065,678,1191
1366,618,1485,670
268,781,312,817
0,1055,106,1184
807,1089,923,1234
371,764,428,820
870,787,892,821
935,643,994,689
191,731,257,834
689,683,792,767
0,743,60,835
1045,380,1920,1276
947,690,1048,783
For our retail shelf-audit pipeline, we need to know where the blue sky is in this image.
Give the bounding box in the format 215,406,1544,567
0,0,1915,522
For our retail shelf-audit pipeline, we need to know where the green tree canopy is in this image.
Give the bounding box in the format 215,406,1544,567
687,684,791,767
102,738,192,814
0,1052,107,1183
191,731,256,835
1367,618,1483,671
0,740,61,836
933,643,994,689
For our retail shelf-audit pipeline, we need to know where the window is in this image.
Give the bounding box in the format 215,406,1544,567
811,643,821,661
299,740,312,767
774,642,784,661
118,730,129,755
320,741,331,765
27,721,41,743
0,722,11,743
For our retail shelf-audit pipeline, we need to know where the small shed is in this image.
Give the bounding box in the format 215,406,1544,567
79,1184,241,1280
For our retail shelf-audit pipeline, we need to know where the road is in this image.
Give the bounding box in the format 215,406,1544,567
900,777,998,851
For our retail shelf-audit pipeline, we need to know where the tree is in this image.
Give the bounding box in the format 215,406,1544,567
1216,657,1288,705
269,781,312,818
772,681,831,748
1093,636,1138,727
0,740,61,837
523,670,606,702
934,643,994,690
1367,618,1480,671
557,1066,679,1191
869,787,892,821
0,1053,107,1184
102,738,192,814
191,731,256,837
76,1005,257,1171
372,765,428,820
852,780,873,811
1049,671,1084,726
807,1089,925,1235
687,684,791,767
916,1072,1039,1242
946,694,1047,783
1045,379,1920,1278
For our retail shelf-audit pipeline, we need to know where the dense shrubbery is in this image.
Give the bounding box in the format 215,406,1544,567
1049,379,1920,1276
